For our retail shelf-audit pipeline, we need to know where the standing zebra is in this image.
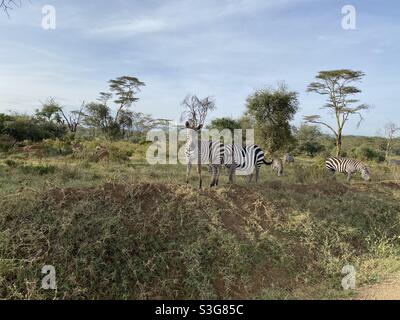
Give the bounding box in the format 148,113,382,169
325,157,371,182
224,144,272,183
283,153,295,165
185,121,224,188
271,158,284,176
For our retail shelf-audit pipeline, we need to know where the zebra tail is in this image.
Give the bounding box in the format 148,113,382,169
263,159,273,166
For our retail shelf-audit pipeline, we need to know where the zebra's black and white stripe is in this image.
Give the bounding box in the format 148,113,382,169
223,144,271,183
283,153,294,165
326,157,371,181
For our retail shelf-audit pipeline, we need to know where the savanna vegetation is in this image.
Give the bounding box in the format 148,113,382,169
1,71,400,300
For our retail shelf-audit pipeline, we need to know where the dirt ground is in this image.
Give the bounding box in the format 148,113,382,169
356,276,400,300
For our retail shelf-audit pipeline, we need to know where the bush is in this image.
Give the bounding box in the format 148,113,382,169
2,115,67,142
292,160,328,184
43,139,73,156
350,145,386,163
0,134,16,152
4,159,19,167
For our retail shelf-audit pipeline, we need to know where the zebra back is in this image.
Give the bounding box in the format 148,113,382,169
326,157,366,173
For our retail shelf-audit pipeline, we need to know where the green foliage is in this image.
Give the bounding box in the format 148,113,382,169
2,115,67,142
209,117,241,134
350,144,386,163
294,124,326,157
35,97,62,123
291,160,328,184
305,69,370,157
246,83,299,153
0,134,16,152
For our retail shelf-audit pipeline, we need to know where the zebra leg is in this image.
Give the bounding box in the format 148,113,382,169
247,174,253,184
186,162,192,184
347,172,352,182
228,165,236,184
197,164,202,189
209,165,217,187
215,165,221,186
255,166,260,183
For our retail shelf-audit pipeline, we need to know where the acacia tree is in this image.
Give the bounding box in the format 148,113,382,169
383,122,400,161
36,98,62,123
304,69,370,157
181,95,216,188
245,83,299,154
58,102,85,134
84,76,145,138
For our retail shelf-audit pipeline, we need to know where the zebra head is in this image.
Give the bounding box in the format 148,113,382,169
360,166,371,181
185,121,203,149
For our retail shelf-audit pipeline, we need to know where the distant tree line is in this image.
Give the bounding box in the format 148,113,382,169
0,76,170,151
1,69,399,162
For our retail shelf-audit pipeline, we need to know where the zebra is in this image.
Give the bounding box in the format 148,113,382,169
271,158,284,176
325,157,371,182
223,144,272,184
283,153,294,165
185,121,224,188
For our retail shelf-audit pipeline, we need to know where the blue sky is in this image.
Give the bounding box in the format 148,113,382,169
1,0,399,136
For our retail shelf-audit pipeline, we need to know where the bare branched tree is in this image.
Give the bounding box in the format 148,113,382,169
1,0,22,17
383,122,400,161
181,95,216,128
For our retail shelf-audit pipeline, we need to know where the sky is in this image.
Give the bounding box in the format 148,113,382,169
1,0,399,136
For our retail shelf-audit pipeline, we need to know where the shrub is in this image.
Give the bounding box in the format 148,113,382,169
43,139,73,156
292,160,328,184
0,134,16,152
350,145,385,163
4,159,19,167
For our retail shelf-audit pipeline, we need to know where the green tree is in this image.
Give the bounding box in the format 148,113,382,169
245,83,299,154
83,76,146,138
109,76,145,126
304,69,370,157
208,117,241,134
35,98,62,123
294,124,325,157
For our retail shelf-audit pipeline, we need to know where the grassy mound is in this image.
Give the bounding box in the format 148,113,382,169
1,180,400,299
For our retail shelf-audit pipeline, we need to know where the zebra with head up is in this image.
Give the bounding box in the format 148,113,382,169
224,144,272,184
326,157,371,182
185,121,224,188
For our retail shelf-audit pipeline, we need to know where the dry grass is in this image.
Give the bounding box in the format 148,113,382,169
0,149,400,300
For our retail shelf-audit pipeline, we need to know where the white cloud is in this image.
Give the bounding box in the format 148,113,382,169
88,18,168,36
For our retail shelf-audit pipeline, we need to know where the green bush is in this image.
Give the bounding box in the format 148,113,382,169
0,134,16,152
2,115,67,142
350,145,385,163
292,160,328,184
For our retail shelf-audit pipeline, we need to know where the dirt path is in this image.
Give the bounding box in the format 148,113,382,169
355,276,400,300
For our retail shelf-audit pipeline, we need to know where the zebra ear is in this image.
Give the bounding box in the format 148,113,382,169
196,124,203,130
185,121,191,128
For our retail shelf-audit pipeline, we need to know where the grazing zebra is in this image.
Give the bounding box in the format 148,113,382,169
224,144,272,183
185,121,224,188
271,158,284,176
325,157,371,182
283,153,294,165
